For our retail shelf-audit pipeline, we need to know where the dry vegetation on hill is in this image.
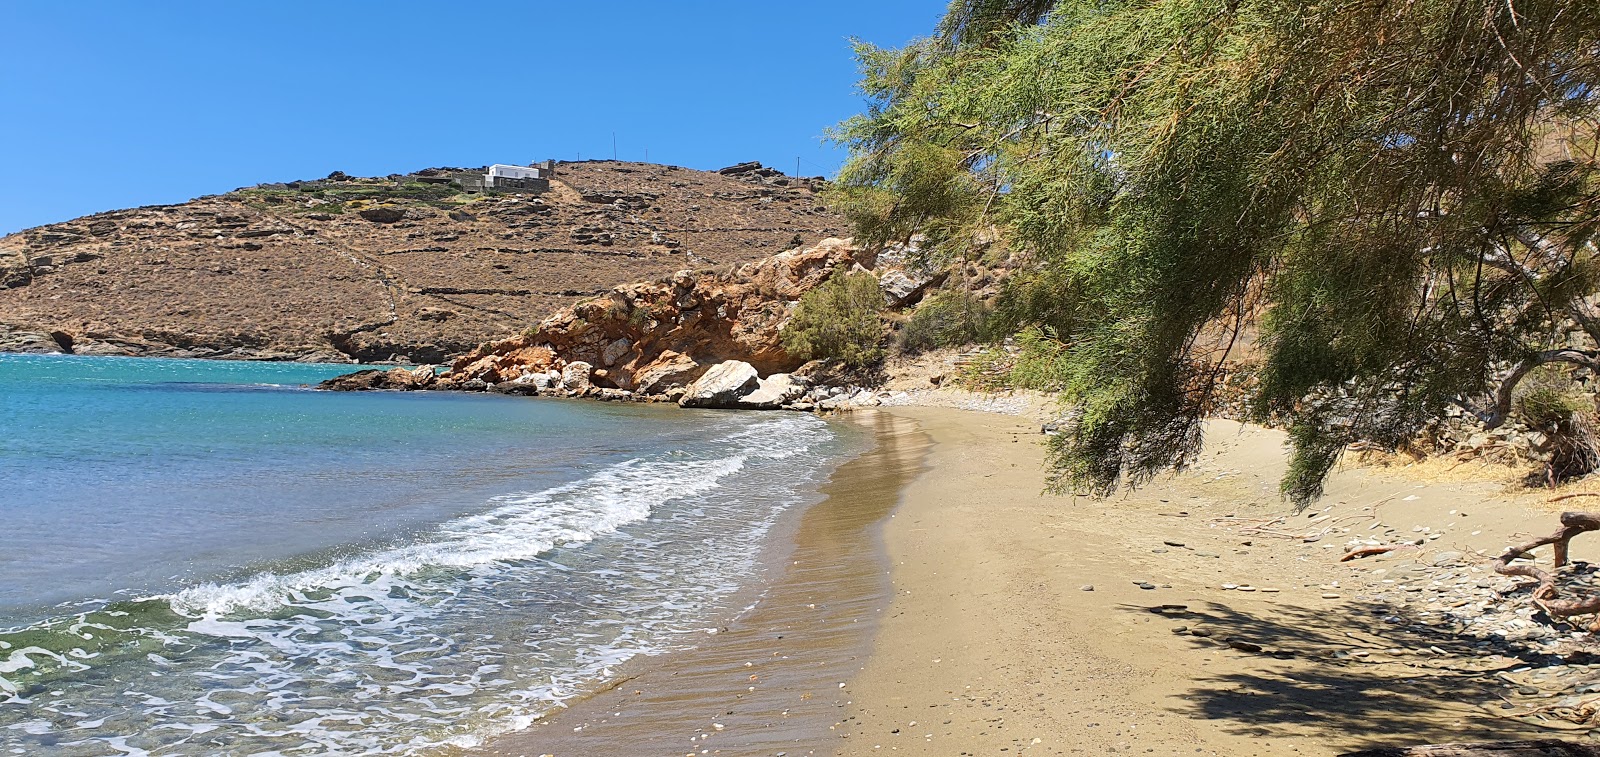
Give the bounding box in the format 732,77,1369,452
0,160,842,363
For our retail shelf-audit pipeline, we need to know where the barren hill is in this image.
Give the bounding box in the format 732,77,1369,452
0,160,843,363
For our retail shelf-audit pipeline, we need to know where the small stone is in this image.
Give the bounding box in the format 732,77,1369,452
1172,626,1189,634
1221,583,1238,590
1163,541,1185,547
1136,582,1157,590
1189,628,1213,637
1321,593,1341,599
1080,585,1094,591
1237,586,1257,592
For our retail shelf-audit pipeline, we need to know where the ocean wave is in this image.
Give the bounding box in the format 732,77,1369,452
163,453,749,617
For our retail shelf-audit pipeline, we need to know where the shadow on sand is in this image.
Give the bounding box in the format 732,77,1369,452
1121,598,1597,752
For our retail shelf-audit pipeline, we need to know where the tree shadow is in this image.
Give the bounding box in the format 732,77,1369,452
1121,598,1600,752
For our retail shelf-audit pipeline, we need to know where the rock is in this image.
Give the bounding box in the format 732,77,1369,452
357,206,407,223
1080,585,1094,591
1136,582,1157,590
561,361,595,393
600,337,633,367
1432,551,1465,566
319,366,435,391
680,360,760,408
878,268,933,306
0,326,68,353
738,373,808,409
511,370,554,391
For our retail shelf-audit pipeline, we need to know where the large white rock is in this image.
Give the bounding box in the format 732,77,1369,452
632,351,704,395
561,361,595,393
737,373,808,409
679,360,760,408
878,268,933,306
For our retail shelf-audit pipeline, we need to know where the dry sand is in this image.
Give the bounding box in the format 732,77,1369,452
839,406,1583,756
476,404,1599,756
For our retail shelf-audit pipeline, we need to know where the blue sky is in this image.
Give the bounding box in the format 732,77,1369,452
0,2,938,234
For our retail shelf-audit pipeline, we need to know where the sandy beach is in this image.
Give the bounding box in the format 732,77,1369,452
479,403,1598,756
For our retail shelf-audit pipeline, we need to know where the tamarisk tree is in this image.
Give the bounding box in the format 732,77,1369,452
831,0,1600,503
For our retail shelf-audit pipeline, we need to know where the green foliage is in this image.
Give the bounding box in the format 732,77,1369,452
1515,366,1594,428
835,0,1600,503
232,180,464,211
898,289,994,353
782,270,888,371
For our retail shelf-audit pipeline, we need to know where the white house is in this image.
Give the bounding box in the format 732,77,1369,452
487,164,546,181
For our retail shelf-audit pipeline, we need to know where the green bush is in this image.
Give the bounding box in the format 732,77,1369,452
898,289,992,354
782,270,886,371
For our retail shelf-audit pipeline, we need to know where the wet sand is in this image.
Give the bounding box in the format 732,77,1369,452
475,410,930,756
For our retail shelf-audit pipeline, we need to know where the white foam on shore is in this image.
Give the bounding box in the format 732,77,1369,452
164,452,748,617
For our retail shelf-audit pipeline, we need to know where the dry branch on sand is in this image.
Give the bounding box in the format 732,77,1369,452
1339,740,1600,756
1493,511,1600,629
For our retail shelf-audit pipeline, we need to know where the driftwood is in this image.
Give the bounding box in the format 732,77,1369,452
1340,740,1600,756
1493,511,1600,627
1341,545,1400,562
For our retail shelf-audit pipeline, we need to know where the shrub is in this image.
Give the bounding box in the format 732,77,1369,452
898,289,992,354
782,270,886,371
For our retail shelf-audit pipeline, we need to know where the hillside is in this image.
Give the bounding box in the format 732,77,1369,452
0,160,842,362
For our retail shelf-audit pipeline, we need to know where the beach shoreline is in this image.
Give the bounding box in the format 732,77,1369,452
472,400,1600,756
471,410,931,757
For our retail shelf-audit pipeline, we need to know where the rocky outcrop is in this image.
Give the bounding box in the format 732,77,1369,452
0,160,844,363
0,325,69,354
319,365,437,391
434,238,864,404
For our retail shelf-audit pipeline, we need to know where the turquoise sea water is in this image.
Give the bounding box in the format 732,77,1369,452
0,354,860,755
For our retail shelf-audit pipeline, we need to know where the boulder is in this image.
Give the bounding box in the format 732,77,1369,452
632,351,705,395
878,268,935,306
680,360,760,408
738,373,808,409
357,206,407,224
561,361,595,393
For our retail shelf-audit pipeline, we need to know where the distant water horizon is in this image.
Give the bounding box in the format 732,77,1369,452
0,354,864,754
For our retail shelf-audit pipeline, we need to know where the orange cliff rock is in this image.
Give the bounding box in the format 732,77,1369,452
431,237,868,396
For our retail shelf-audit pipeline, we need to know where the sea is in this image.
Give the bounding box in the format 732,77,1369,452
0,354,865,755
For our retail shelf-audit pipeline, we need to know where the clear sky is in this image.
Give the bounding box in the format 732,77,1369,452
0,2,939,234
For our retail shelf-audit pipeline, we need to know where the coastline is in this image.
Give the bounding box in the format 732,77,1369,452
471,410,931,756
465,401,1600,756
